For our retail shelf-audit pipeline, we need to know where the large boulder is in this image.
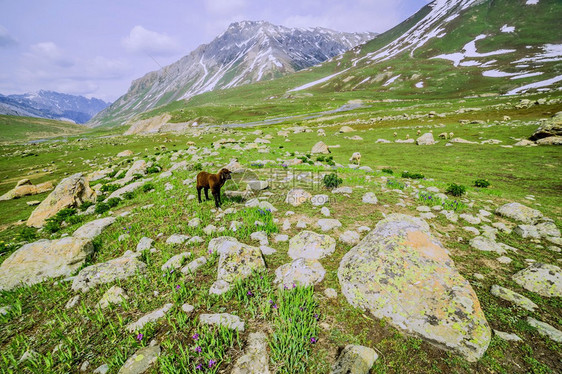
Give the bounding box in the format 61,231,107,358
275,258,326,288
288,230,336,260
495,202,543,224
331,345,378,374
124,160,147,180
27,173,95,227
0,179,54,201
529,114,562,140
512,263,562,297
232,332,270,374
118,345,160,374
311,141,330,154
338,214,491,362
0,217,115,291
416,133,436,145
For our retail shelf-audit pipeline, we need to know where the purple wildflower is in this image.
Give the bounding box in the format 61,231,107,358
136,333,143,342
196,364,203,370
192,333,200,340
176,285,181,290
195,346,202,353
310,337,317,344
273,304,278,309
209,359,217,368
247,290,253,297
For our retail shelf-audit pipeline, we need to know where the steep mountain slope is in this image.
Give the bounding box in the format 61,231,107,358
0,115,86,143
0,91,110,124
89,21,376,127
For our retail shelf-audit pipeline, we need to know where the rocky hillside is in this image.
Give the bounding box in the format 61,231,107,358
0,90,110,124
89,21,376,127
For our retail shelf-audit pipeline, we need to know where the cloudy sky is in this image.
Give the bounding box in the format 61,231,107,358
0,0,429,102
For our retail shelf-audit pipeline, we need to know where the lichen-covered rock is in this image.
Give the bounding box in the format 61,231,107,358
331,344,378,374
514,224,541,239
27,173,95,227
118,345,160,374
200,313,245,332
495,202,543,224
124,160,147,180
181,256,207,275
512,263,562,297
73,217,116,241
527,317,562,343
469,236,506,254
97,286,128,309
216,241,265,284
316,219,342,232
535,221,561,238
0,237,93,291
126,303,173,332
161,252,191,272
362,192,378,204
72,256,147,292
339,230,361,246
232,332,270,374
275,258,326,288
490,285,538,311
338,214,491,362
288,230,336,260
0,179,53,201
285,188,312,206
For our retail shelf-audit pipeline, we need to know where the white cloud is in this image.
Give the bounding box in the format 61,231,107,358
0,25,17,47
28,42,75,67
204,0,248,15
122,25,181,56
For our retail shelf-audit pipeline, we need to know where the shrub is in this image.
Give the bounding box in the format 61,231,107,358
446,183,467,197
123,191,135,200
401,171,424,179
106,197,121,208
101,183,119,193
193,163,203,171
146,165,161,174
382,168,394,175
316,156,325,162
44,219,61,233
107,170,117,178
66,215,83,226
56,208,77,221
17,226,37,242
474,179,491,188
80,201,94,211
142,183,155,193
323,173,342,189
94,203,110,214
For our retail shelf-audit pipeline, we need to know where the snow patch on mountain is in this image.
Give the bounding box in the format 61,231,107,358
432,34,516,67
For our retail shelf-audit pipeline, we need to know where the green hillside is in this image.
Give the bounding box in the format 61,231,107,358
0,115,87,143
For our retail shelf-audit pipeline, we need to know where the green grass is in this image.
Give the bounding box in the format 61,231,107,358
0,115,86,143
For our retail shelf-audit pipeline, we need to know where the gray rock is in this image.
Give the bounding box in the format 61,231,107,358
339,231,360,246
136,237,154,252
512,263,562,297
311,141,330,154
331,344,378,374
72,256,147,292
536,221,561,238
200,313,245,332
260,245,277,255
245,198,278,212
321,207,331,217
65,295,80,309
165,234,190,245
416,133,436,145
469,236,506,254
338,213,491,362
493,330,522,342
108,180,147,200
275,258,326,288
232,332,270,374
311,194,329,206
362,192,378,204
73,217,116,241
490,285,537,311
288,230,336,260
332,187,353,194
250,231,269,246
514,225,540,239
209,279,231,295
203,224,217,235
181,256,207,274
496,256,512,264
181,304,195,313
98,286,128,309
324,288,338,299
527,317,562,343
118,345,160,374
161,252,191,272
274,234,289,243
317,219,342,232
126,304,173,332
93,364,109,374
188,217,201,227
460,214,481,225
496,202,543,224
285,188,312,206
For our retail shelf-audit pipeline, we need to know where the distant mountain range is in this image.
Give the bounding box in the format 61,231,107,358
0,90,110,124
89,21,377,127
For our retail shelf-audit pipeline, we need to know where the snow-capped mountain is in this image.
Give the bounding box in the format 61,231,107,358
89,21,376,127
0,90,110,124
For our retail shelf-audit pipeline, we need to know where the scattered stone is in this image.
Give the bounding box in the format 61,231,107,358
514,224,540,239
188,217,201,227
98,286,129,309
200,313,245,332
282,219,291,231
331,344,378,374
339,126,354,133
126,304,173,332
321,207,330,217
250,231,269,246
65,295,80,309
317,219,342,232
311,141,330,154
463,227,480,236
527,317,562,343
536,221,561,238
74,217,116,241
338,214,491,362
285,188,312,206
332,186,353,194
136,237,154,252
460,214,481,225
417,206,431,212
362,192,378,204
324,288,338,299
260,245,277,255
496,256,512,264
473,273,485,280
490,285,537,311
116,150,133,157
19,350,39,363
72,256,147,292
118,345,160,374
27,173,95,227
275,258,326,288
108,180,147,200
469,236,505,254
161,252,191,272
288,230,336,260
416,133,436,145
512,263,561,297
93,364,110,374
493,330,522,342
166,234,190,245
492,222,512,234
357,226,370,233
311,194,329,206
181,256,207,275
181,304,195,313
231,332,270,374
339,231,360,245
274,234,289,243
203,224,217,235
496,202,543,224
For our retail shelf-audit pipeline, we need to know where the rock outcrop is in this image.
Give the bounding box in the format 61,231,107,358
0,179,54,201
